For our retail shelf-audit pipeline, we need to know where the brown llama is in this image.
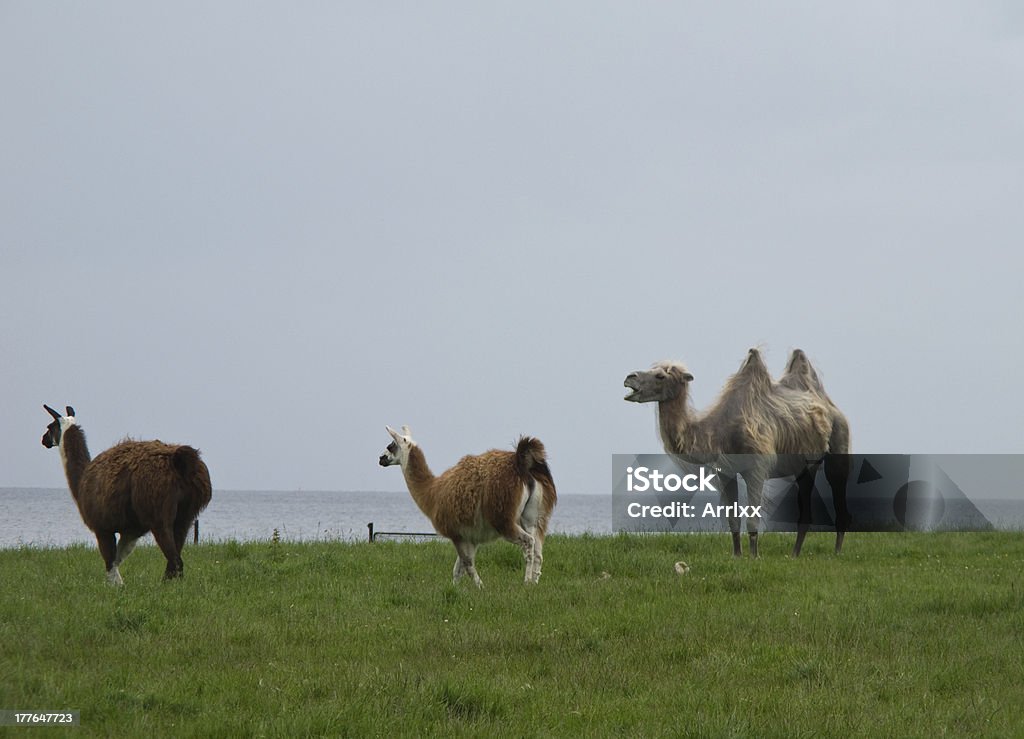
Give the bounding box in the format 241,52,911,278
623,348,850,557
41,405,212,583
378,425,557,586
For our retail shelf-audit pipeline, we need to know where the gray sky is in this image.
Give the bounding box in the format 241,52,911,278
3,3,1023,496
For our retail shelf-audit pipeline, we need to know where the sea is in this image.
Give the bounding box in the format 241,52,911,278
0,488,614,548
1,488,1021,549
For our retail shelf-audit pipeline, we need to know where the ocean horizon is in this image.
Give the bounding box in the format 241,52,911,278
1,487,1021,549
0,488,615,548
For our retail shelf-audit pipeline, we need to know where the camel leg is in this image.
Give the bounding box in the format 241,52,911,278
792,464,819,557
825,453,852,554
452,539,482,588
95,531,122,585
745,474,765,559
721,475,742,557
151,525,183,580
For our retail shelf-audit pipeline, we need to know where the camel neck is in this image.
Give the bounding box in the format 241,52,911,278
657,391,698,454
60,425,91,500
402,446,437,517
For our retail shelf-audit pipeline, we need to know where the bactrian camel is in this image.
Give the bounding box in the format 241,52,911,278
623,349,851,557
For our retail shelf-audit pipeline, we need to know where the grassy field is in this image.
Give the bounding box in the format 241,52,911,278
1,532,1022,737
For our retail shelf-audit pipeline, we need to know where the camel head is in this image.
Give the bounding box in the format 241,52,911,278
623,363,693,403
379,425,414,467
41,404,76,449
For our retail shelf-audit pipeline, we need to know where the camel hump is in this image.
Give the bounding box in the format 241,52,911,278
785,348,811,374
743,348,769,371
737,348,772,387
783,349,826,394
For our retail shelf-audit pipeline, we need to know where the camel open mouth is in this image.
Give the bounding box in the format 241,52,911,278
623,377,641,402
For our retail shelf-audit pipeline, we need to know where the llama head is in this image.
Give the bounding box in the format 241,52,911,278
623,363,693,403
41,404,77,449
379,425,415,467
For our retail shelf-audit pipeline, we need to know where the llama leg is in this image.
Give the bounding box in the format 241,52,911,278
453,540,482,587
522,528,542,584
172,515,194,574
111,533,141,581
721,475,742,557
825,453,852,554
516,481,544,583
95,531,122,585
505,525,538,584
530,529,546,583
452,551,466,583
151,525,183,580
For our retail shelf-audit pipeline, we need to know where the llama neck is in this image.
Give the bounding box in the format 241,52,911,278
59,425,92,500
401,446,438,518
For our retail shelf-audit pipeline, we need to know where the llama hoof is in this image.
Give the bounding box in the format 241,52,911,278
674,561,690,575
106,567,124,586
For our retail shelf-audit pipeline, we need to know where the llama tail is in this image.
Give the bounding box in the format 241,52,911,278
172,445,202,478
516,436,557,511
172,446,213,513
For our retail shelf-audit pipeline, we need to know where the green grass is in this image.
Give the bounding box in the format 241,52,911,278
2,532,1023,737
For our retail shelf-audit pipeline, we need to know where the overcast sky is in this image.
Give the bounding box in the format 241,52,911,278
3,3,1023,497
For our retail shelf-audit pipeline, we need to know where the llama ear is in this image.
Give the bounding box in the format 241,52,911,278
65,406,75,418
386,426,400,442
401,425,411,438
44,404,62,420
